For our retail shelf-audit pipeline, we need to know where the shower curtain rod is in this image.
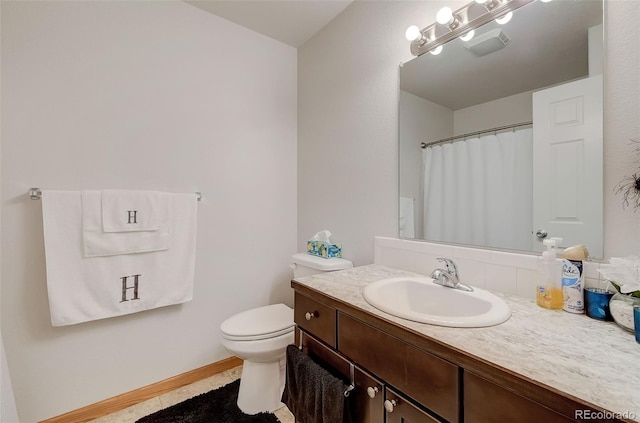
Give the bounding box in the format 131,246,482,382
420,121,533,149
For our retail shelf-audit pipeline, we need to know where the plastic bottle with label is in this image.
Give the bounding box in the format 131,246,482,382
561,244,589,314
536,238,563,309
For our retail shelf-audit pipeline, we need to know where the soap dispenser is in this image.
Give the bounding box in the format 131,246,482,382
536,237,563,309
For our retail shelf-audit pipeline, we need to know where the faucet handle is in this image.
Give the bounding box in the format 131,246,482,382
436,257,459,277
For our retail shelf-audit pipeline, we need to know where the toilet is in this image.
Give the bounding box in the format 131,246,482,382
220,252,353,414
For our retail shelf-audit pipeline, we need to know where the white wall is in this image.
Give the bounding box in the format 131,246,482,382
299,0,640,265
0,4,19,421
1,1,297,421
453,90,533,136
298,0,466,265
399,90,453,239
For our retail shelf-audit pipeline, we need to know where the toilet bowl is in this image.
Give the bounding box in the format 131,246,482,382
220,252,353,414
220,303,295,414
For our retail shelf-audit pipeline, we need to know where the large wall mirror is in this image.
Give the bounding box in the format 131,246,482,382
399,0,604,258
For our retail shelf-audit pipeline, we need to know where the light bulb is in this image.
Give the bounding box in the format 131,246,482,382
495,11,513,24
429,45,443,55
459,30,475,42
405,25,421,41
475,0,487,3
436,7,454,25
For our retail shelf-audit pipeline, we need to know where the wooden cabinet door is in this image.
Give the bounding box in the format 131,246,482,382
464,371,576,423
352,367,385,423
385,387,441,423
338,313,459,422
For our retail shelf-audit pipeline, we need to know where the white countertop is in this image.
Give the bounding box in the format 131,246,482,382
293,264,640,421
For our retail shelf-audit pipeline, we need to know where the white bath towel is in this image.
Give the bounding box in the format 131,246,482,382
42,190,197,326
82,191,170,257
101,190,170,232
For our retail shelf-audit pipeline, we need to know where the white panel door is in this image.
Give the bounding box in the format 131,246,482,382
532,75,603,257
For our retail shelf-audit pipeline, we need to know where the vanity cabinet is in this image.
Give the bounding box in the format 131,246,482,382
385,387,440,423
463,372,574,423
338,313,458,422
300,321,385,423
294,291,452,422
292,288,609,423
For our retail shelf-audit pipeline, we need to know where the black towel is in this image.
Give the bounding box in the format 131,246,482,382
281,344,352,423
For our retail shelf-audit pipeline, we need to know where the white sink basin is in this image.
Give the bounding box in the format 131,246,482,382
363,276,511,328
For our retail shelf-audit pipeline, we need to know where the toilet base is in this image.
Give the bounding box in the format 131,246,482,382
237,358,286,414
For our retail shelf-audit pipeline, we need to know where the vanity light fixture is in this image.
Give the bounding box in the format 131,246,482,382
459,30,475,42
430,45,444,55
405,25,426,44
495,11,513,24
436,7,461,30
406,0,534,57
476,0,502,10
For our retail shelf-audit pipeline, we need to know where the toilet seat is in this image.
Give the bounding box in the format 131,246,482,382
221,304,294,341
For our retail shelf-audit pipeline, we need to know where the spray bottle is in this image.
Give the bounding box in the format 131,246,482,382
561,244,590,314
536,237,563,309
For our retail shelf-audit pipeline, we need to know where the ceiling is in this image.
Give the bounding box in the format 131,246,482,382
400,0,603,111
185,0,353,48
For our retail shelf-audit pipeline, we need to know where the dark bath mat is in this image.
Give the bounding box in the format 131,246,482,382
136,379,281,423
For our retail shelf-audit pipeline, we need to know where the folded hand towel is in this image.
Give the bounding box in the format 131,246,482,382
282,345,352,423
82,191,170,257
101,190,170,232
42,191,197,326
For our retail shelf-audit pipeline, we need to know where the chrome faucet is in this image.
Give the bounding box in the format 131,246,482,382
430,258,474,292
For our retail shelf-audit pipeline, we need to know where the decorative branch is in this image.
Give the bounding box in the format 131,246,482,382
614,138,640,211
614,173,640,211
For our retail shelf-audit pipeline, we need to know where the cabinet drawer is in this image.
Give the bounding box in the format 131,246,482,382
385,387,441,423
294,292,336,348
464,371,575,423
338,313,459,422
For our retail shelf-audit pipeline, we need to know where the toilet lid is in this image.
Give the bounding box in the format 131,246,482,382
221,304,294,341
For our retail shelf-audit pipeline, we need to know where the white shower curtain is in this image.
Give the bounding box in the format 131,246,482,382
422,127,533,251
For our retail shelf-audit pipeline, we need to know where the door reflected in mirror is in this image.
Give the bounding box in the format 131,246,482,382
399,0,603,258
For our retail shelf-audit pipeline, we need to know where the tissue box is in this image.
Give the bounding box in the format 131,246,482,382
306,240,342,258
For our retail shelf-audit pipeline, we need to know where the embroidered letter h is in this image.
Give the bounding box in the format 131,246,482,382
120,274,141,302
127,210,138,224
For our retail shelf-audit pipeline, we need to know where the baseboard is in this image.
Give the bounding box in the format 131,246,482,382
40,356,243,423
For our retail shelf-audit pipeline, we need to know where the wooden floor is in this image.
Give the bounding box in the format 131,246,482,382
88,365,294,423
40,357,294,423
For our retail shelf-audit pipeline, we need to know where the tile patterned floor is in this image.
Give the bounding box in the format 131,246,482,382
89,365,294,423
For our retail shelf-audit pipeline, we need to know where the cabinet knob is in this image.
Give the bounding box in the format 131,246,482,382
384,399,397,413
305,311,317,321
366,386,379,399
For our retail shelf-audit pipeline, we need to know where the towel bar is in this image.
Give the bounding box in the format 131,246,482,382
344,363,355,397
28,188,202,201
297,328,355,397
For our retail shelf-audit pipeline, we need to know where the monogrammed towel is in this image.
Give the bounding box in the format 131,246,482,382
42,190,197,326
101,190,170,232
82,191,170,257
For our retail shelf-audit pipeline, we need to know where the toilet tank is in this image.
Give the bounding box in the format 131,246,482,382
290,253,353,278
